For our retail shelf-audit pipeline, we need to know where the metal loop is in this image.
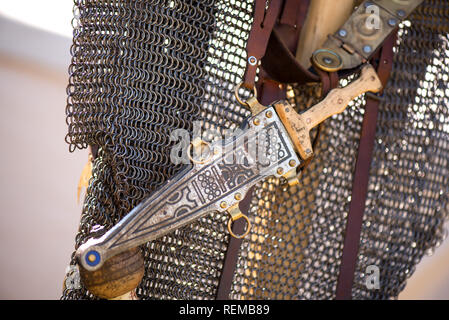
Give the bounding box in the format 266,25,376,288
186,139,213,164
234,82,257,106
227,214,251,239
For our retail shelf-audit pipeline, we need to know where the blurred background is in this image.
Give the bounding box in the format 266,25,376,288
0,0,447,299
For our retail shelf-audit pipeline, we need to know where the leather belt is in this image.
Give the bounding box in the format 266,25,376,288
335,31,396,300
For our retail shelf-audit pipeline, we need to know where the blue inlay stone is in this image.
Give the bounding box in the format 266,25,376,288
85,250,101,267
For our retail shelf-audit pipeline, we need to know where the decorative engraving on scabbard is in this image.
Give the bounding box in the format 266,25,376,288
195,167,227,202
111,122,289,247
218,159,256,190
76,104,301,271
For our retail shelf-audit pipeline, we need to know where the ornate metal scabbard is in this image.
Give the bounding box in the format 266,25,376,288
77,104,301,271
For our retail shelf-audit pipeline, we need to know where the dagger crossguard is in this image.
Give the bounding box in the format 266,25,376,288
77,63,382,274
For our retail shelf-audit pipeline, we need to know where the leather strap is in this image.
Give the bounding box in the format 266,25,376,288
260,0,318,85
257,69,287,105
280,0,304,27
261,29,319,84
278,0,310,52
216,186,255,300
335,32,396,300
243,0,284,89
243,0,314,88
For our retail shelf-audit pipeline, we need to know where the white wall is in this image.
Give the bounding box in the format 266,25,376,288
0,15,86,299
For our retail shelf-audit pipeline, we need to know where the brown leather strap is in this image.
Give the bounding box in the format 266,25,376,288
216,186,255,300
315,67,338,96
243,0,284,89
335,32,396,300
280,0,303,27
257,69,287,105
245,0,317,87
261,29,319,84
260,0,318,85
278,0,310,52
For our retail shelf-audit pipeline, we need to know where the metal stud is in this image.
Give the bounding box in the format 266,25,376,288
388,18,397,27
363,45,373,54
248,56,257,66
323,57,334,64
338,29,348,38
312,49,343,72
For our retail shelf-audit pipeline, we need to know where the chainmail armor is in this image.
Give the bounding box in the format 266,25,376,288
63,0,449,300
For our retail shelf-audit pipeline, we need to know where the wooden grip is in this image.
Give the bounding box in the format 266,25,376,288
276,64,382,159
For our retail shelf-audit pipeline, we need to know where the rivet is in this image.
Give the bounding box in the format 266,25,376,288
265,111,273,118
234,193,242,201
388,18,397,27
277,167,284,175
397,9,406,17
323,57,334,65
338,29,347,37
248,56,257,66
289,160,296,167
220,201,227,209
363,45,372,54
253,118,260,126
305,148,312,154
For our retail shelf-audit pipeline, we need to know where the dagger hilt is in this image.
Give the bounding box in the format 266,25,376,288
275,64,383,159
